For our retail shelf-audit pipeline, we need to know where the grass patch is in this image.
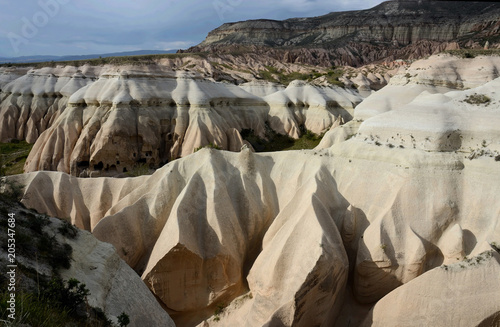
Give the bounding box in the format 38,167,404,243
211,62,233,70
194,143,222,152
324,68,345,87
242,123,323,152
0,277,116,327
0,291,74,327
0,140,33,176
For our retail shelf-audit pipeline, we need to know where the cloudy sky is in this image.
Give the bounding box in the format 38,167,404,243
0,0,385,58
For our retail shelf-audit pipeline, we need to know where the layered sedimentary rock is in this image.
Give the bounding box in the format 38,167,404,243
4,54,500,326
188,0,500,66
264,80,359,137
23,69,267,176
0,66,97,142
11,66,361,177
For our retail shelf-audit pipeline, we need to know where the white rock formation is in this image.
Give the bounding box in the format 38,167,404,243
264,80,360,138
362,250,500,327
4,54,500,326
0,67,30,88
22,69,270,176
0,66,96,142
58,221,176,327
354,53,500,120
0,64,364,177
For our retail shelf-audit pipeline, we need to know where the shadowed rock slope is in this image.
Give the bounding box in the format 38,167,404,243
0,196,175,327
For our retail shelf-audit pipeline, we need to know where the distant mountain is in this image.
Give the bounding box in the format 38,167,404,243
0,50,178,64
186,0,500,66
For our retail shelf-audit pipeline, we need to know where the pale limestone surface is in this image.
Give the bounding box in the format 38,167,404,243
4,55,500,326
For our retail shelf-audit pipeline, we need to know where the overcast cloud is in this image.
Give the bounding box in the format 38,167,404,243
0,0,385,58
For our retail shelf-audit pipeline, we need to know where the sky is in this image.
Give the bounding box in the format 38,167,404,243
0,0,385,58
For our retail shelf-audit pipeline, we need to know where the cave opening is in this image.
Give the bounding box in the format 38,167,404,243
93,161,104,170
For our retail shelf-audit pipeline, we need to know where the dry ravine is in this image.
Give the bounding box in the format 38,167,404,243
2,53,500,326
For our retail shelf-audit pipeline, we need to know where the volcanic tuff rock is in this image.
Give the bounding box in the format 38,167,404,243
61,228,176,327
362,250,500,327
187,0,500,66
0,64,362,177
5,54,500,326
0,198,175,327
0,66,97,143
1,51,393,178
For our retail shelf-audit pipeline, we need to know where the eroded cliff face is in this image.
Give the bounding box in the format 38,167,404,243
0,62,363,177
188,0,500,66
0,66,98,143
5,54,500,326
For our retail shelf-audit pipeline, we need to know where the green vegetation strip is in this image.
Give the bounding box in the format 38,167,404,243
242,123,323,152
0,140,33,176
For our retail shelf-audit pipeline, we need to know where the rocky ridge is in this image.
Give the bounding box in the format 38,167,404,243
187,0,500,66
1,60,370,177
4,53,500,326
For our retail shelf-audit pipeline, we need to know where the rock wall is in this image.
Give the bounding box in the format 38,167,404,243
188,1,500,66
0,64,361,177
0,66,97,142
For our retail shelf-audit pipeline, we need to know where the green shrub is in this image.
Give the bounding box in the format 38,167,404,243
48,243,73,270
118,312,131,327
241,123,323,152
24,214,50,234
58,220,79,239
0,178,25,201
463,93,491,105
126,163,152,177
194,143,222,152
44,277,89,313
